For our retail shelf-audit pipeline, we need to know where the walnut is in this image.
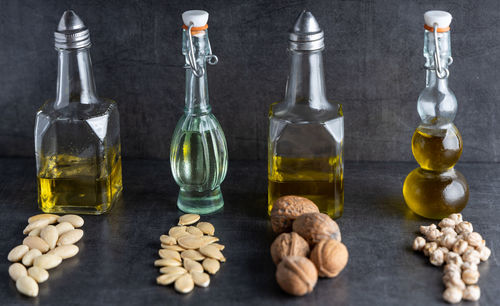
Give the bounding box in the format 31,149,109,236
463,285,481,301
270,232,309,265
310,239,348,277
270,196,319,234
275,256,317,296
292,213,341,245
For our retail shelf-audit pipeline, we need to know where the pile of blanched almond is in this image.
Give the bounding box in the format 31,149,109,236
412,213,491,304
7,214,84,297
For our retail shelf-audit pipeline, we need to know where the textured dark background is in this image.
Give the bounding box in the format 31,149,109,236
0,0,499,161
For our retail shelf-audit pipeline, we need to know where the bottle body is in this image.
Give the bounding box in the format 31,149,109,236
35,47,122,215
170,112,227,214
268,108,344,218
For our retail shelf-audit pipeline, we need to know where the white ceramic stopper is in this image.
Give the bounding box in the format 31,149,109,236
424,10,452,28
182,10,209,27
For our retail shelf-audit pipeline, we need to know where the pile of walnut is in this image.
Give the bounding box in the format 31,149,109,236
7,214,84,297
155,214,225,294
270,195,348,296
413,213,491,304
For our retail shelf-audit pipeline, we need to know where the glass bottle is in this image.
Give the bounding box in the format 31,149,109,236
170,10,228,214
403,11,468,219
268,11,344,218
35,10,122,214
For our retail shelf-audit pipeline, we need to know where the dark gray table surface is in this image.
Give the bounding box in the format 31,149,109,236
0,158,498,306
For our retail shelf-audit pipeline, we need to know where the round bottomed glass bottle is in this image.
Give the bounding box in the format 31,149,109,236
403,11,468,219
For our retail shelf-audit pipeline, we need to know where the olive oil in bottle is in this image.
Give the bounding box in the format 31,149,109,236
267,11,344,218
34,11,123,214
268,156,343,218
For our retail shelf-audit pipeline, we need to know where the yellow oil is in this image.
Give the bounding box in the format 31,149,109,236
412,124,462,171
268,156,343,218
37,148,122,214
403,167,468,219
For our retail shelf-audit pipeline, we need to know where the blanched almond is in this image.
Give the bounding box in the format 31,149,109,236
41,225,58,249
28,227,42,237
22,249,42,266
57,215,84,227
48,245,79,259
9,263,27,281
28,214,58,224
55,222,74,235
57,229,83,246
174,273,194,293
23,236,49,253
33,254,62,270
28,266,49,283
191,271,210,287
8,245,29,262
23,219,50,235
16,276,38,297
197,222,215,235
178,214,200,226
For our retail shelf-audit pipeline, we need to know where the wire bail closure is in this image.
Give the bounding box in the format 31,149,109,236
187,23,218,78
433,24,450,79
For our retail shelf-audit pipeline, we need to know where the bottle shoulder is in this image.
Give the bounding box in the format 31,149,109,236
37,98,118,121
270,101,343,124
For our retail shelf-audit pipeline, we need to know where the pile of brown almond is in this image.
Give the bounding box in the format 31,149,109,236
7,214,84,297
155,214,225,294
412,213,491,304
270,195,348,296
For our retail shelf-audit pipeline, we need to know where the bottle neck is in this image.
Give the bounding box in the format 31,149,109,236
423,29,451,88
425,68,449,89
284,49,330,110
55,47,98,109
183,29,211,114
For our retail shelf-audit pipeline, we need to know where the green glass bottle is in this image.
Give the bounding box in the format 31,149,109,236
170,10,228,214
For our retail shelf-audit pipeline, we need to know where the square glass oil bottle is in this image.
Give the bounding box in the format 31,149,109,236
268,11,344,218
35,10,122,214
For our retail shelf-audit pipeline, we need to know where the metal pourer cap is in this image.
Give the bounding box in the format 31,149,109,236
54,10,91,49
289,10,324,51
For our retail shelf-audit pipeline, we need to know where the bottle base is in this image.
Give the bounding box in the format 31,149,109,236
403,167,468,219
177,187,224,215
39,187,123,215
